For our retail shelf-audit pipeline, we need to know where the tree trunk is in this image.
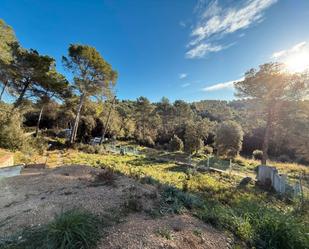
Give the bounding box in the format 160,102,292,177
0,81,8,101
69,94,85,144
99,96,116,145
14,81,30,108
261,105,275,165
35,105,44,137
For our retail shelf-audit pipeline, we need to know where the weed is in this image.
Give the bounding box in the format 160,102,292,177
91,170,117,186
123,194,143,213
156,228,172,240
0,209,101,249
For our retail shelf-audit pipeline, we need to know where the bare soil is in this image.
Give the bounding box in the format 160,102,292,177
0,165,229,249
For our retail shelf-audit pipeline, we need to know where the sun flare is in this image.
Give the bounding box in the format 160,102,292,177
284,51,309,73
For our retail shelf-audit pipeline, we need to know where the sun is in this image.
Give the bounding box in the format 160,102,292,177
284,51,309,73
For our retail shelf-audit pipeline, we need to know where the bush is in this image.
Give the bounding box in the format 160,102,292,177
252,150,263,160
75,143,105,154
0,209,101,249
0,112,25,151
91,170,117,187
144,136,155,147
123,194,143,212
169,135,184,152
214,121,243,159
46,209,101,249
277,154,291,163
203,145,213,155
159,185,202,214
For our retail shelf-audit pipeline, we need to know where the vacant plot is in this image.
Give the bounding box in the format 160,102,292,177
0,165,229,249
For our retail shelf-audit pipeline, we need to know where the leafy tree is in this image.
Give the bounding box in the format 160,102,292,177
6,44,56,108
0,103,24,150
235,63,308,164
214,120,243,158
155,97,175,142
184,122,204,155
62,44,117,144
173,100,194,126
0,19,16,63
169,134,184,152
116,100,136,139
134,96,159,143
0,19,17,100
34,68,69,136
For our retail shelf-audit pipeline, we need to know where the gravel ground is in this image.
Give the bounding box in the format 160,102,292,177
0,165,229,248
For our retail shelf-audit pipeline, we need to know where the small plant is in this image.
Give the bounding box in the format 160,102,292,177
192,229,202,237
159,185,202,214
140,176,158,185
92,170,117,186
46,209,101,249
252,150,263,161
169,135,184,152
123,194,143,213
203,145,213,155
156,228,172,240
0,209,101,249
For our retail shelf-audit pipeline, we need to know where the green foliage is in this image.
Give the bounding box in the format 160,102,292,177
92,170,117,186
75,143,105,154
184,124,204,155
0,110,25,150
215,121,243,158
123,194,143,213
169,135,184,152
0,209,101,249
159,185,202,214
156,228,172,240
252,149,263,160
46,209,101,249
0,19,16,63
198,200,309,249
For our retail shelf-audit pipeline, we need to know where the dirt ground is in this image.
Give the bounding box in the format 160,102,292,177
0,165,229,249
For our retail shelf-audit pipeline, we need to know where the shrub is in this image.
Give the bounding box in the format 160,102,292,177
123,194,143,212
159,185,202,214
0,112,25,151
75,143,105,154
46,209,101,249
156,228,172,240
0,209,101,249
92,170,117,186
252,150,263,160
203,145,213,155
277,154,291,163
214,121,243,159
144,136,155,147
169,135,184,152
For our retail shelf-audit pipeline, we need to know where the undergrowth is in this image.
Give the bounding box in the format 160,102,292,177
0,209,101,249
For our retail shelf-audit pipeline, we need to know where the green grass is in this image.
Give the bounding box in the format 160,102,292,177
0,209,101,249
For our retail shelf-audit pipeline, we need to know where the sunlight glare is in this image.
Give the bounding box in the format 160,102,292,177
285,51,309,73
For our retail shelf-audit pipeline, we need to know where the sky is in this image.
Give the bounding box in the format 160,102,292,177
1,0,309,102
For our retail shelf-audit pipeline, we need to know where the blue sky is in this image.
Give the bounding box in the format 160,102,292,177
1,0,309,102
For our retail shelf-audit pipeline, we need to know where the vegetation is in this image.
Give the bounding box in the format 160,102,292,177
214,120,243,159
0,209,101,249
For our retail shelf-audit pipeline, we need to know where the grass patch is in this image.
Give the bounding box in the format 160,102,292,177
0,209,101,249
156,228,172,240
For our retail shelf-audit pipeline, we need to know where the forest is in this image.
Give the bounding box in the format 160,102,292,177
0,18,308,165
